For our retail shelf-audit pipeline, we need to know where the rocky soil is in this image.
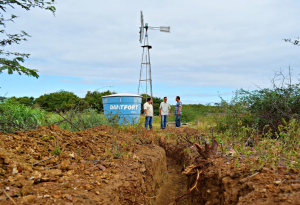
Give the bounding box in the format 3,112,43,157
0,125,299,205
0,125,168,204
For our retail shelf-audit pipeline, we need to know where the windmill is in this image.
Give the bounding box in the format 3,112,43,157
138,11,170,101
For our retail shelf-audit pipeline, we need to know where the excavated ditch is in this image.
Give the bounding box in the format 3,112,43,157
158,134,300,205
0,125,299,205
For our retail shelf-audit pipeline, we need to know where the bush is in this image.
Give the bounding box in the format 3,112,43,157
238,83,300,133
0,99,45,133
214,94,254,135
215,72,300,136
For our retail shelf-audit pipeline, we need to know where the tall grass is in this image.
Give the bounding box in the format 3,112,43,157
0,99,110,133
0,99,45,133
46,108,110,132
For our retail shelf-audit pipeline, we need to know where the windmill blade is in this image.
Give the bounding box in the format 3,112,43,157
139,28,143,43
141,11,144,27
139,11,144,43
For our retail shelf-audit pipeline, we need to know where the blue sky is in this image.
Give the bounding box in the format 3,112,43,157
1,0,300,105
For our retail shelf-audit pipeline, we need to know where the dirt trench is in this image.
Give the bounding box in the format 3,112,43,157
158,136,300,205
154,158,187,205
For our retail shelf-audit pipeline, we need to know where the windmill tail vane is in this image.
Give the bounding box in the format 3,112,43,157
148,26,170,32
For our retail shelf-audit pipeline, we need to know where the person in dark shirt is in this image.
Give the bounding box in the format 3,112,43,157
174,96,182,127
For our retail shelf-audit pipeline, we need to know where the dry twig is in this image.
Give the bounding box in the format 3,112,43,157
174,169,203,205
44,163,63,170
2,189,16,205
55,108,80,131
32,155,57,166
249,172,260,178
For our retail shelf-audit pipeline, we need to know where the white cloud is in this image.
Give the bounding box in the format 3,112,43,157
2,0,300,100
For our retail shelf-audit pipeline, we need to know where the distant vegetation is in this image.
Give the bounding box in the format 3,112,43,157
0,90,165,133
5,90,114,113
169,104,219,123
1,69,300,138
2,90,166,115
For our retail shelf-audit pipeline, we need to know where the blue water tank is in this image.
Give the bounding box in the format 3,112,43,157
102,93,142,124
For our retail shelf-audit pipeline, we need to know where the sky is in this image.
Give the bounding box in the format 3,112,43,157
0,0,300,105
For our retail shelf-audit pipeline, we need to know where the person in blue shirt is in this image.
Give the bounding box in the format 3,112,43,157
174,96,182,127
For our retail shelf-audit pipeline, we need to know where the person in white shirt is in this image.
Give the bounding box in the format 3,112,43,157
159,97,171,129
143,98,153,130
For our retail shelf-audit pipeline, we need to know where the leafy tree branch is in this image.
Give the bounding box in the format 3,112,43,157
0,0,56,78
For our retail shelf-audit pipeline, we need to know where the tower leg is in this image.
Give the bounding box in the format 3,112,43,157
138,29,153,101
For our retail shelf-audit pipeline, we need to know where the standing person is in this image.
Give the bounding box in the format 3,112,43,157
144,98,153,130
175,96,182,127
159,97,171,129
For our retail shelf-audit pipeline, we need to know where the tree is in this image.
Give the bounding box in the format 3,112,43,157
0,0,56,78
84,90,116,113
9,96,35,106
34,90,86,112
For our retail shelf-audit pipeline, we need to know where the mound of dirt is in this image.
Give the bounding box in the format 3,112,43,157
0,125,168,205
